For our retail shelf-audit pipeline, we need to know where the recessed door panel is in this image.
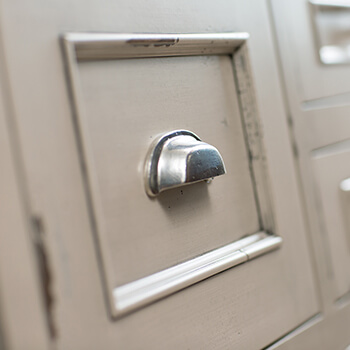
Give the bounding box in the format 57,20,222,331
0,1,320,348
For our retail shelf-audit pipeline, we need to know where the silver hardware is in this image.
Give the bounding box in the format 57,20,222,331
340,177,350,192
144,130,226,196
310,0,350,65
339,177,350,252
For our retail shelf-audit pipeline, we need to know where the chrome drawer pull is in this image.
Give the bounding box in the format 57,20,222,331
339,177,350,251
340,177,350,192
310,0,350,65
144,130,226,196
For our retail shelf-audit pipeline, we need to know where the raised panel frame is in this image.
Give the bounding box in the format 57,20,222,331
61,32,282,318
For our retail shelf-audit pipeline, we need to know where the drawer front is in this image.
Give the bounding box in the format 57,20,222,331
313,141,350,299
1,0,319,348
64,33,280,316
271,0,350,102
76,50,260,288
272,0,350,310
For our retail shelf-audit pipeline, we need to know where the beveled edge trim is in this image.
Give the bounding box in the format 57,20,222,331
63,32,249,61
114,232,282,315
61,32,280,318
309,0,350,8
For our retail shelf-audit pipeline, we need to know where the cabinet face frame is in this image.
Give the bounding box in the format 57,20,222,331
61,32,281,318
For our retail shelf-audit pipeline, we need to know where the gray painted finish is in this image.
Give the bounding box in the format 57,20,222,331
0,0,325,349
0,42,50,349
77,54,260,287
62,30,285,320
271,0,350,348
312,145,350,300
271,0,350,101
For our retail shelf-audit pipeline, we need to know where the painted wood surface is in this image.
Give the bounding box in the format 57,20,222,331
0,0,325,349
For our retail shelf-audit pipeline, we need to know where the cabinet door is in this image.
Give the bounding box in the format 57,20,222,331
0,0,318,349
64,33,282,317
271,0,350,308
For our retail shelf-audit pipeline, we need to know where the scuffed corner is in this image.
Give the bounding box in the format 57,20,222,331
32,216,57,340
126,37,180,48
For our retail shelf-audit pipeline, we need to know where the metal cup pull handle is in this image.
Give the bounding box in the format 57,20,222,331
310,0,350,65
339,177,350,251
144,130,226,197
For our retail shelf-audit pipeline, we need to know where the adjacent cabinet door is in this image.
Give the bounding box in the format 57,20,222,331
0,0,319,349
271,0,350,349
